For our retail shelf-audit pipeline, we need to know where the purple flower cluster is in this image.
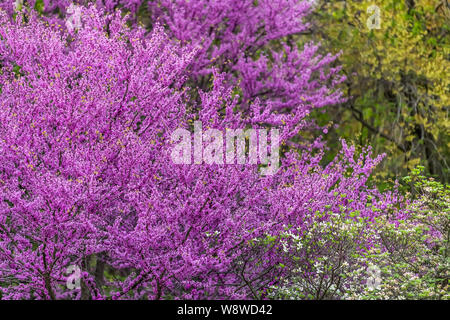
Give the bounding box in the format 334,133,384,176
0,3,405,299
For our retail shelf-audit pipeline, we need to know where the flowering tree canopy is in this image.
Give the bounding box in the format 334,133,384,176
0,2,445,301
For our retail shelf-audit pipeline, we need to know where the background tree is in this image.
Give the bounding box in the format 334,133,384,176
305,0,449,184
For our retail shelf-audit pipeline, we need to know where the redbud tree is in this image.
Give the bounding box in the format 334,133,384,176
3,0,346,135
0,4,405,300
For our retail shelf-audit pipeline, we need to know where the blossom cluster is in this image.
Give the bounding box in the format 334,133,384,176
0,3,437,300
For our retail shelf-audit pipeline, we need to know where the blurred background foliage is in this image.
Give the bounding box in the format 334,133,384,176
304,0,449,186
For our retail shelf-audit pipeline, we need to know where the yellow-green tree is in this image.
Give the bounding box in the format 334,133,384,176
307,0,449,183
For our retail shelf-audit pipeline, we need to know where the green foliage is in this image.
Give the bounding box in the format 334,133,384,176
269,167,449,300
359,168,449,299
307,0,450,183
34,0,44,14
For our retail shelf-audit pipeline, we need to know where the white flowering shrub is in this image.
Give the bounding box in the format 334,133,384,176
269,166,449,300
268,208,382,299
355,167,449,300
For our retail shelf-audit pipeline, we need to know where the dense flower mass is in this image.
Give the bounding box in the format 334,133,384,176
0,2,447,300
3,0,346,133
